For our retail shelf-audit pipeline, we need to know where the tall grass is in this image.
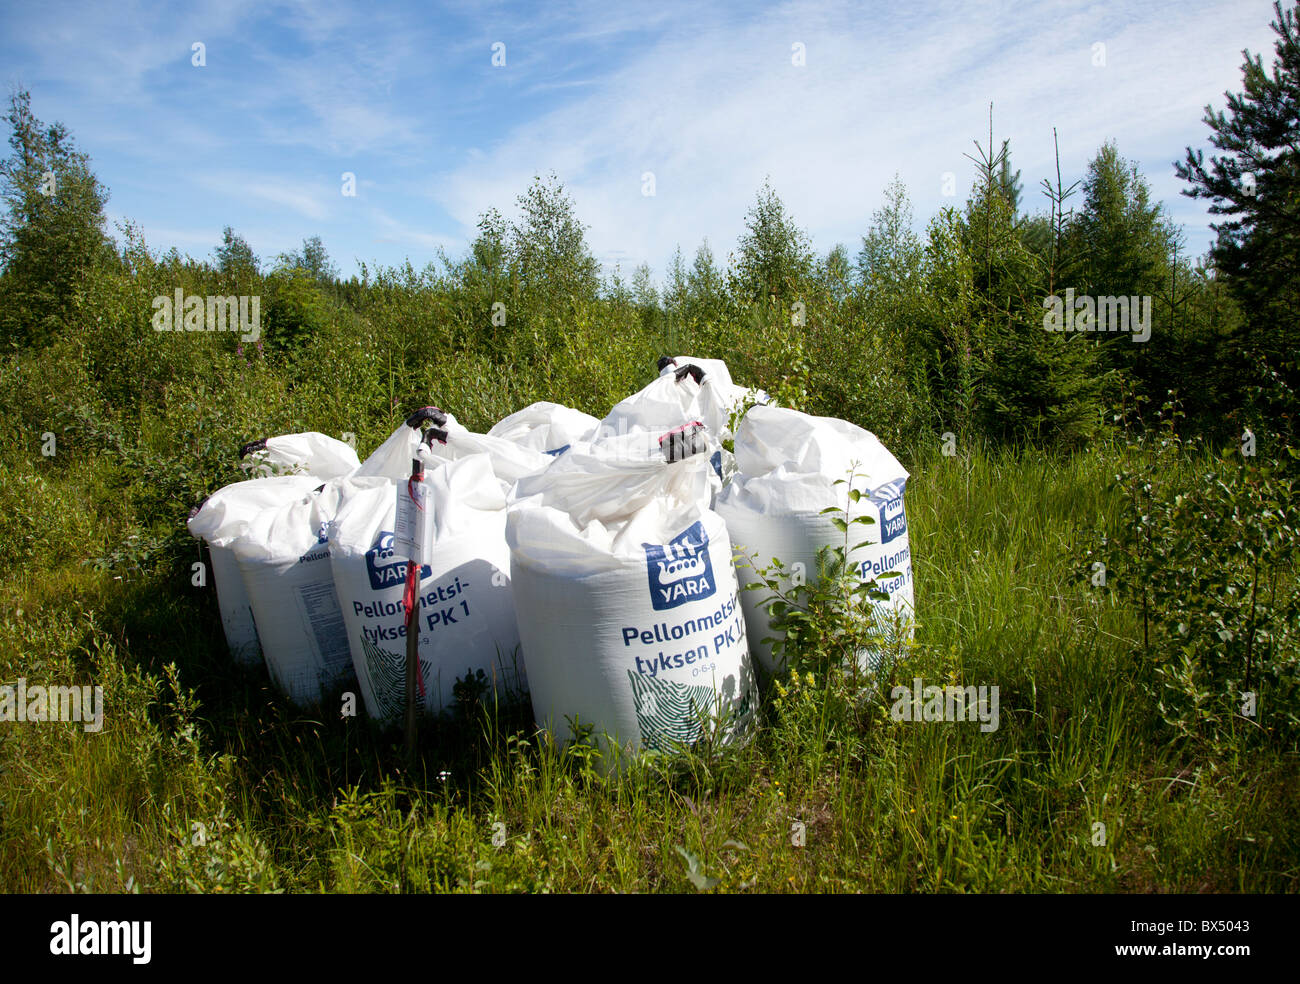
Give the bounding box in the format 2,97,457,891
3,433,1295,893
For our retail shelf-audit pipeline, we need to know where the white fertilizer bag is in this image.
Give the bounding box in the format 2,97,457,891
599,362,735,442
187,475,323,665
714,405,914,677
232,478,386,705
356,408,459,480
603,358,769,448
486,401,599,456
328,453,525,725
359,407,548,485
238,432,360,478
656,355,735,388
656,356,771,417
515,423,724,521
508,426,756,763
434,428,550,484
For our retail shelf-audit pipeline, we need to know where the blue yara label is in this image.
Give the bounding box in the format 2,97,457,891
643,521,716,611
297,522,331,564
366,531,432,591
873,479,908,545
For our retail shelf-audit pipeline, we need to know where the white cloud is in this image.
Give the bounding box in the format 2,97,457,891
428,0,1283,278
6,0,261,93
368,206,458,254
194,172,333,221
240,30,428,157
7,0,1284,279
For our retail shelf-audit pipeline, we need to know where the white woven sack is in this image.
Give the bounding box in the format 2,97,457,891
232,478,387,705
328,453,525,724
656,355,735,387
598,365,735,443
508,438,755,763
187,475,324,665
714,405,914,677
359,409,548,486
603,357,769,447
239,431,360,478
486,401,599,456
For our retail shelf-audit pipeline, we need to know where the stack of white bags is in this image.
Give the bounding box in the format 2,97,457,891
187,355,914,760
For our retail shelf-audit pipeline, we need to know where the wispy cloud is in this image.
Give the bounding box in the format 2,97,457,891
368,205,456,253
1,0,1283,279
195,172,334,221
430,0,1282,274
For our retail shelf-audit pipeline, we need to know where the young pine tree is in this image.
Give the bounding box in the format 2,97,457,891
1176,0,1300,429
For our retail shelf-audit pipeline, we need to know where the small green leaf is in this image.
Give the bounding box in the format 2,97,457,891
675,846,720,891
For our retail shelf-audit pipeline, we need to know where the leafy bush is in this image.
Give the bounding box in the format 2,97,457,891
1086,404,1300,750
739,478,918,770
262,266,329,353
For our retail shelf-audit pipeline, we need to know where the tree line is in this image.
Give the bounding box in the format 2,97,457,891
2,1,1297,454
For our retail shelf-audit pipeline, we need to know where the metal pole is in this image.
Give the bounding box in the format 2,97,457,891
403,456,424,765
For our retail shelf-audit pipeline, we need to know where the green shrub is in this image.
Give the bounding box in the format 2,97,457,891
263,266,328,353
1086,404,1300,751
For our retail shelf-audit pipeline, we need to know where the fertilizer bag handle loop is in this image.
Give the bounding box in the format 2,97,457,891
658,420,709,463
673,364,705,385
405,406,449,449
404,406,448,429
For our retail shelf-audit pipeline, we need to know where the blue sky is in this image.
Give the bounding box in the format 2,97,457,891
1,0,1283,283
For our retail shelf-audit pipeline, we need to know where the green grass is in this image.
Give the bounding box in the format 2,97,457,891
3,437,1296,893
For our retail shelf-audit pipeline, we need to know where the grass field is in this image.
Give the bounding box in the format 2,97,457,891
2,0,1299,899
3,431,1296,894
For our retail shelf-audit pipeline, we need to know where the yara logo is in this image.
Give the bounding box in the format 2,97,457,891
366,531,431,590
152,289,261,342
873,479,908,545
643,521,715,611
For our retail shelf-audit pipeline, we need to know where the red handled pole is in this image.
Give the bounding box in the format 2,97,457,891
401,456,426,765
